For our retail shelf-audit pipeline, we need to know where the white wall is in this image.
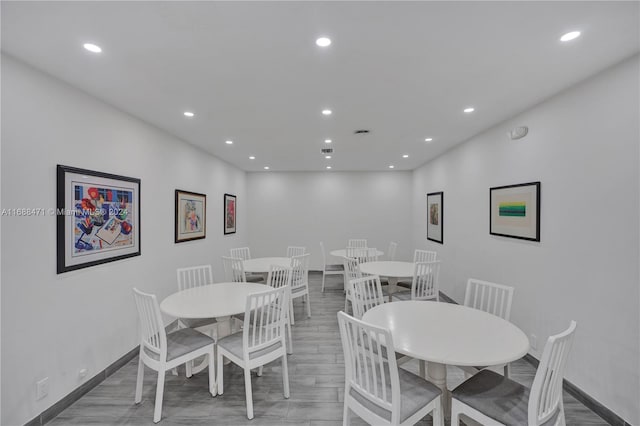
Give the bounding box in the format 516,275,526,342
412,55,640,424
0,55,248,426
247,171,414,270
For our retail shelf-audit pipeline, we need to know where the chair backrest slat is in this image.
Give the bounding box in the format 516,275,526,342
528,321,577,425
133,288,167,360
338,312,401,423
243,287,288,355
464,278,514,321
222,256,246,282
413,249,437,263
230,247,251,261
351,275,385,320
176,264,214,291
290,253,310,290
286,246,306,257
347,239,368,248
267,264,292,290
412,260,440,301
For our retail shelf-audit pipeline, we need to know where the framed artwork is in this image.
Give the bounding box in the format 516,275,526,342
175,190,206,243
490,181,540,241
426,191,444,244
224,193,236,235
56,165,141,274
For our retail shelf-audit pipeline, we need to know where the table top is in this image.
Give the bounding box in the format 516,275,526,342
160,282,270,319
362,301,529,366
243,257,291,273
329,248,385,258
359,260,414,278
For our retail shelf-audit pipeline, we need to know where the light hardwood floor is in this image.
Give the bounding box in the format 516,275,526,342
50,272,610,425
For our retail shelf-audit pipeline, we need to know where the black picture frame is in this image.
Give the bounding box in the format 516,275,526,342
175,190,207,243
56,165,141,273
426,191,444,244
490,181,541,242
224,193,236,235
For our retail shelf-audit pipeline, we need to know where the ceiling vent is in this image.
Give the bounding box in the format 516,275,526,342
354,129,370,135
321,148,334,154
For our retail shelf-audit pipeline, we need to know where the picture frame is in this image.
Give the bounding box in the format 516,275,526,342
490,181,540,242
224,193,236,235
175,190,206,243
426,191,444,244
56,165,141,274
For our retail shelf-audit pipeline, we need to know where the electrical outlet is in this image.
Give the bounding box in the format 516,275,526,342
530,334,537,350
36,377,49,400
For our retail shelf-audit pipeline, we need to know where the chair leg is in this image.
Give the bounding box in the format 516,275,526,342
281,353,290,398
343,403,351,426
433,398,444,426
244,367,254,419
321,271,326,292
257,366,263,377
286,319,293,354
186,360,193,378
289,297,295,325
208,351,216,397
217,351,224,395
419,360,426,378
306,292,311,318
153,370,165,423
450,399,461,425
134,357,144,404
504,363,511,378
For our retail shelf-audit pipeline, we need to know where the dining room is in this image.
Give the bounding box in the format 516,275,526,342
1,2,639,426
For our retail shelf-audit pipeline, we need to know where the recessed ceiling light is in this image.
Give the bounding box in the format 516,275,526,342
402,154,409,158
183,111,195,117
326,166,332,170
264,166,270,170
324,139,332,144
322,109,332,116
316,37,332,47
389,165,395,169
83,43,102,53
425,138,433,142
560,31,581,42
325,155,332,159
249,156,255,160
463,107,475,113
225,140,233,145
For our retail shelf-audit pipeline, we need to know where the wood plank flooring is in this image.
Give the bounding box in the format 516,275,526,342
50,272,610,425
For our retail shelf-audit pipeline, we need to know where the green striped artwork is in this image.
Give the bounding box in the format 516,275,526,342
499,201,526,217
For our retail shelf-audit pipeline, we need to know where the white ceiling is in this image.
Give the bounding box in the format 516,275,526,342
2,1,638,172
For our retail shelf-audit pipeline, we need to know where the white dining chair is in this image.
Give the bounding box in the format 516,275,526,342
338,311,443,426
393,261,440,302
350,275,385,320
320,241,344,292
398,249,438,290
230,247,263,282
222,256,246,282
217,287,290,420
175,265,218,377
460,278,516,377
266,264,294,354
286,246,306,257
347,238,367,248
289,253,311,323
451,321,577,426
343,256,363,312
133,288,216,423
387,242,398,261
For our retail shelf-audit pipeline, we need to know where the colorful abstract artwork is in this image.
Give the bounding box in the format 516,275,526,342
426,191,443,244
224,193,236,235
57,165,141,273
175,190,206,243
490,182,540,241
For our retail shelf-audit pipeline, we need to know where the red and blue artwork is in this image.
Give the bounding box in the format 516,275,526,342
73,184,134,255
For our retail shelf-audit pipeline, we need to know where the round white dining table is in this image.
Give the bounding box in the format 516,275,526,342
359,260,414,297
329,248,385,258
243,257,291,281
362,301,529,417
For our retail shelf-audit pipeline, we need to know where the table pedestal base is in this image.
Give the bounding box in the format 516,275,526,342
427,361,450,419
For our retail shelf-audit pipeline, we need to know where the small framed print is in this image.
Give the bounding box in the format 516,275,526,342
224,193,236,235
427,191,443,244
490,181,540,242
175,190,206,243
56,165,141,273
